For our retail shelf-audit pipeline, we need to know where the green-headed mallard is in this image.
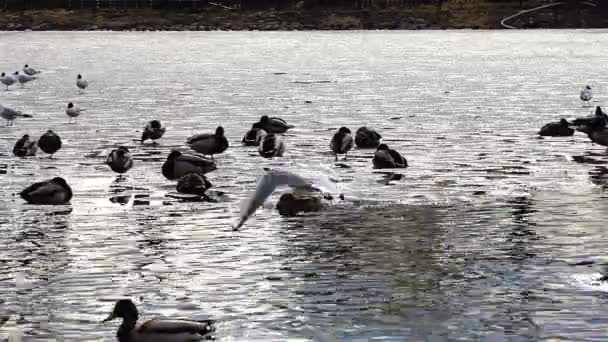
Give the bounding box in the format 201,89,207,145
20,177,72,205
162,150,216,180
187,126,229,159
373,144,407,169
107,146,134,174
258,115,294,134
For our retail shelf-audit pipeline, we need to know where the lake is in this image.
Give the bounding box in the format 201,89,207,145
1,30,608,341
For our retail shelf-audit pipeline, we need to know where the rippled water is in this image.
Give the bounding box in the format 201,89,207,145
1,30,608,341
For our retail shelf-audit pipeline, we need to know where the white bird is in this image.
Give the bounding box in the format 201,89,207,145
581,85,593,106
234,165,341,229
0,72,16,90
76,74,88,92
66,102,85,123
14,71,35,87
22,64,40,76
0,104,32,126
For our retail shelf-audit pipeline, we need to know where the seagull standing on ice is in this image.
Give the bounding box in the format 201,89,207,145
14,71,36,87
66,102,85,123
581,85,593,106
76,74,88,92
0,73,16,90
23,64,40,76
0,104,32,126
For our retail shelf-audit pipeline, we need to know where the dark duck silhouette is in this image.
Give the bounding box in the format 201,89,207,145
258,131,285,158
330,126,355,160
572,106,607,134
103,299,215,342
141,120,166,143
242,123,263,146
20,177,72,205
37,130,62,158
162,150,216,180
538,119,574,137
107,146,134,174
187,126,229,159
176,173,212,196
373,144,408,169
13,134,37,157
355,126,382,148
257,115,294,134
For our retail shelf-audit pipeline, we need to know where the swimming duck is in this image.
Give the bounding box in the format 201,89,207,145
162,150,217,180
242,123,263,146
588,128,608,147
176,172,212,196
103,299,215,342
107,147,134,174
186,126,229,159
258,131,285,158
77,74,88,92
141,120,166,143
572,106,607,134
373,144,408,169
538,118,574,137
330,126,355,160
37,130,62,158
355,126,382,148
20,177,72,205
0,104,32,126
14,71,36,87
258,115,294,134
23,64,40,76
0,72,15,90
66,102,85,123
13,134,37,157
276,192,323,217
580,85,592,105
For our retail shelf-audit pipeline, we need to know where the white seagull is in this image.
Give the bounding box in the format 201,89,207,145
0,104,32,126
76,74,88,92
23,64,40,76
581,85,593,106
14,71,36,87
234,164,342,229
66,102,85,123
0,73,16,90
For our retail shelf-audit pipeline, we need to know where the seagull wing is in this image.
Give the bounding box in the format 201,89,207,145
235,173,278,229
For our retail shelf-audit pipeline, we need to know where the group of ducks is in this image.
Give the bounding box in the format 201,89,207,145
538,85,608,147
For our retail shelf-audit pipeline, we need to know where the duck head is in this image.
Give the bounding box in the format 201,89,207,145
560,118,570,125
51,177,69,189
103,299,138,323
595,106,604,116
167,150,182,160
1,73,5,77
116,146,130,157
215,126,225,137
24,64,28,68
21,134,30,140
338,126,351,134
13,71,19,75
150,120,161,129
77,74,82,79
260,115,270,124
586,85,592,90
376,143,390,151
67,102,74,108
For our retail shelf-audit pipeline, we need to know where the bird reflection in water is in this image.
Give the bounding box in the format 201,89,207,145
375,172,404,185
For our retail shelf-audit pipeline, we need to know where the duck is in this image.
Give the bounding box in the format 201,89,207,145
242,123,263,146
20,177,72,205
276,192,323,217
186,126,229,159
355,126,382,148
107,146,134,174
103,299,215,342
580,85,592,106
14,71,36,87
538,119,574,137
588,128,608,147
162,150,217,180
13,134,38,157
330,126,355,160
77,74,88,92
0,72,16,90
23,64,40,76
258,131,285,158
373,144,408,169
0,104,32,126
257,115,294,134
37,130,62,158
141,120,166,143
176,172,212,196
66,102,85,123
572,106,607,134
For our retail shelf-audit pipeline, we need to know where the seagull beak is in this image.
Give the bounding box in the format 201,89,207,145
102,313,115,323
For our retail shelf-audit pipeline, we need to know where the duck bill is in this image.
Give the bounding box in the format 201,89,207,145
102,313,116,323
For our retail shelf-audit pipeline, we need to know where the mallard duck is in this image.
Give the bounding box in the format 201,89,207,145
141,120,166,143
355,126,382,148
581,85,592,105
330,126,354,160
258,115,294,134
38,130,62,158
14,71,36,87
187,126,229,159
23,64,40,76
77,74,88,92
572,106,607,134
20,177,72,205
373,144,408,169
13,134,37,157
242,123,262,146
103,299,215,342
258,131,285,158
66,102,85,123
0,72,16,90
0,104,32,126
276,192,323,217
162,150,216,180
176,172,212,196
107,146,134,174
538,119,574,137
